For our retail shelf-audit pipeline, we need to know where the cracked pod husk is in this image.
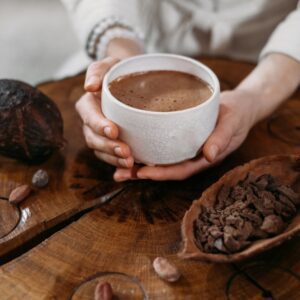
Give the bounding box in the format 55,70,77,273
0,79,64,162
179,155,300,263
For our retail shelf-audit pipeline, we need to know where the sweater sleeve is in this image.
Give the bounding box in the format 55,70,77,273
260,2,300,62
61,0,145,59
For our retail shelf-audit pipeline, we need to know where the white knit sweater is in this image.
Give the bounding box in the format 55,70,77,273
61,0,300,62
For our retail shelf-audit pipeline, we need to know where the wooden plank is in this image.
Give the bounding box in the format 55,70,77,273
0,207,234,299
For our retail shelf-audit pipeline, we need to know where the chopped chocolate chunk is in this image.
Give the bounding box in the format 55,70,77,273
219,214,226,226
277,194,297,213
230,185,247,202
223,233,239,252
230,199,248,211
240,208,263,226
276,185,300,205
241,172,257,186
216,185,232,209
241,221,254,240
249,191,274,216
226,214,244,228
225,221,253,241
207,235,215,246
210,212,219,220
273,195,296,220
245,191,258,209
211,218,221,226
273,200,286,215
259,191,276,215
224,233,250,253
208,225,223,239
224,225,236,236
260,215,286,235
203,241,215,253
254,174,271,190
251,228,269,239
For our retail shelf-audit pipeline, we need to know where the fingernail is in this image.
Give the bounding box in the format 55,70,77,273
115,176,129,182
104,126,112,138
118,158,129,168
209,145,219,161
114,146,123,157
84,75,99,89
114,170,130,182
137,171,148,179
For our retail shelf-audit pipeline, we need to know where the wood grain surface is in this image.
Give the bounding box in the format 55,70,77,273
0,58,299,299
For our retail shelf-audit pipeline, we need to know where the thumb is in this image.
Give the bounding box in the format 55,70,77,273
203,107,234,162
84,57,119,92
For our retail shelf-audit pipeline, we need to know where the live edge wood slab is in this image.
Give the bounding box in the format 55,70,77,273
0,58,299,299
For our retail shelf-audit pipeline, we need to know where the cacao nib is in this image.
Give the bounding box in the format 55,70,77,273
278,185,300,205
224,233,250,253
260,215,286,235
277,193,296,210
226,214,244,228
254,174,270,190
240,208,263,226
208,225,223,239
240,172,256,186
230,185,247,202
216,185,232,209
251,228,269,239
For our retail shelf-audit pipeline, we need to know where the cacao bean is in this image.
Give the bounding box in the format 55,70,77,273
153,257,181,282
32,169,49,188
9,184,31,204
94,282,113,300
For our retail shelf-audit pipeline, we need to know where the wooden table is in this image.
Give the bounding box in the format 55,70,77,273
0,58,299,299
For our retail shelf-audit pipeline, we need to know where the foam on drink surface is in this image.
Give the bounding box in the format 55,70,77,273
109,70,213,112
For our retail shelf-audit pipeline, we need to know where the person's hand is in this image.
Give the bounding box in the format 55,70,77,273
76,56,135,168
113,89,259,181
78,53,299,181
76,37,143,168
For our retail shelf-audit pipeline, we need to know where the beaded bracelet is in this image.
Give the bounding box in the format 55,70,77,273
86,16,144,59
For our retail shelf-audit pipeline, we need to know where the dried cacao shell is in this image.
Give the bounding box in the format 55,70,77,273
0,79,64,162
180,155,300,263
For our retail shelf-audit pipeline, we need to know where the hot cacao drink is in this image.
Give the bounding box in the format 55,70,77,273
109,70,213,112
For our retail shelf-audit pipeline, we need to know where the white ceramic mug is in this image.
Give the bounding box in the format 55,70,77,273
102,54,220,165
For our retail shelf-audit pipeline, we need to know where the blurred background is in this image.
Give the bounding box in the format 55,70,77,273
0,0,88,85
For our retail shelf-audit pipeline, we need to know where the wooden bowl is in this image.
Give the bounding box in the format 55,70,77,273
179,155,300,263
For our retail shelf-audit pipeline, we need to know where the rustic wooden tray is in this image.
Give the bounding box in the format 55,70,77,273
0,58,299,299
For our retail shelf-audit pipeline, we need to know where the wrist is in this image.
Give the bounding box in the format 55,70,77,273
234,86,266,126
106,37,144,60
235,53,300,124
